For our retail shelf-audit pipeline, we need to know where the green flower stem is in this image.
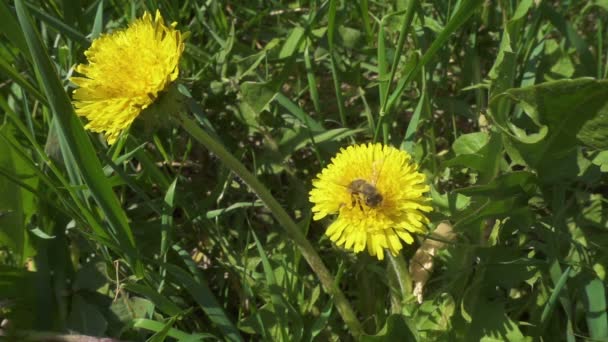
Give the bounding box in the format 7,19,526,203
177,111,363,337
387,252,412,303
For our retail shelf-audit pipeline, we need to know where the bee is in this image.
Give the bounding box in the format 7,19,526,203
348,179,383,208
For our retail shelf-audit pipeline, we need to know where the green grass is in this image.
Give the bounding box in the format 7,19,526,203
1,0,608,341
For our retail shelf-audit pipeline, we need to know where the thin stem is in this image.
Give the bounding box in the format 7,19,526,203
387,252,413,302
177,111,363,337
328,0,347,127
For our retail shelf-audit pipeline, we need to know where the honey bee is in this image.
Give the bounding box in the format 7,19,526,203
348,179,383,208
345,154,386,208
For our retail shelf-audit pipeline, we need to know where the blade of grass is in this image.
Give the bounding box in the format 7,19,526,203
123,282,182,317
0,56,48,105
275,93,324,131
133,141,172,190
145,316,177,342
386,0,484,114
251,230,292,341
97,148,162,216
25,2,90,47
91,0,104,39
304,45,321,113
0,0,30,60
166,247,243,342
14,0,142,275
327,0,347,127
133,318,214,341
401,63,427,153
0,124,36,265
380,0,418,115
540,265,571,333
358,0,373,43
1,98,112,242
377,16,388,114
158,179,177,293
379,0,418,144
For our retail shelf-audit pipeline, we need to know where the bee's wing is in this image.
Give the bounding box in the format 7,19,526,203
370,146,386,186
329,179,351,190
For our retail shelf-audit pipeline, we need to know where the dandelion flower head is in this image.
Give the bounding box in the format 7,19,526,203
309,143,432,260
71,10,185,144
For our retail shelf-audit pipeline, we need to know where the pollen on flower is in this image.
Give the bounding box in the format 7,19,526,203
309,143,432,260
71,10,185,144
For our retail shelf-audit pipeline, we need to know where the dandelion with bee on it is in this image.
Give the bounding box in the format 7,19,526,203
309,143,432,260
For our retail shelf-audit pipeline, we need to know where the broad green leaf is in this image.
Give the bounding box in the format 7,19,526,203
431,186,471,214
489,78,608,180
360,314,417,341
584,278,608,339
67,294,108,336
240,81,279,116
456,171,537,198
279,26,305,59
72,261,108,292
475,247,539,289
111,296,155,323
467,298,529,341
445,131,502,182
453,196,528,229
337,26,362,49
592,151,608,172
415,294,455,335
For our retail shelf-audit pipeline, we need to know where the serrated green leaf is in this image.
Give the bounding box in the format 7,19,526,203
489,78,608,181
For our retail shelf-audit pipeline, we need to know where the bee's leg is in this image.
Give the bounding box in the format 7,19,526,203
356,195,364,211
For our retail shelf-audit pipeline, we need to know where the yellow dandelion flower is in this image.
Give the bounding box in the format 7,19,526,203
71,10,185,144
309,143,432,260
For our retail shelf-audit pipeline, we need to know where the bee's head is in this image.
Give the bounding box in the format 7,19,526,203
365,193,383,207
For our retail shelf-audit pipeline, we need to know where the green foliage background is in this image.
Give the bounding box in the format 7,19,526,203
1,0,608,341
